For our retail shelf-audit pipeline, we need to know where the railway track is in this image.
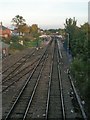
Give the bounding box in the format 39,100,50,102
57,38,87,119
2,57,41,92
2,37,87,119
2,49,36,81
23,40,54,119
45,38,87,119
2,47,46,92
3,40,53,119
45,40,63,119
2,49,35,74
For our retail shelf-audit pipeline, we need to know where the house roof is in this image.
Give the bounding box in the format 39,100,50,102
0,25,10,31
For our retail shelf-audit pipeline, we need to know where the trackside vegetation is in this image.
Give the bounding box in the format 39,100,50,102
64,18,90,117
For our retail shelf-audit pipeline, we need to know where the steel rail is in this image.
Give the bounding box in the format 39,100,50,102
2,49,36,74
2,56,40,84
2,63,37,93
2,69,32,93
57,38,87,119
57,43,66,120
68,74,87,120
2,49,36,81
4,42,51,120
23,54,48,120
45,40,55,119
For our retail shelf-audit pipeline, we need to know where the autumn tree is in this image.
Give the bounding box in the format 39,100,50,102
30,24,39,38
18,23,29,36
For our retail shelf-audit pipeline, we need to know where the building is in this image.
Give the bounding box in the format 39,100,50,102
11,28,19,36
0,22,11,38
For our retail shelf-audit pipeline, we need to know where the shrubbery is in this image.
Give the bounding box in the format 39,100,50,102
9,42,25,50
64,18,90,116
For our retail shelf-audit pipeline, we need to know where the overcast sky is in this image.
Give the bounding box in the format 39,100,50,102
0,0,89,29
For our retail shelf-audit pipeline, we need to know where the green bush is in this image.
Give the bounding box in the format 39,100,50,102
70,58,88,92
24,39,41,47
10,42,25,50
10,36,19,43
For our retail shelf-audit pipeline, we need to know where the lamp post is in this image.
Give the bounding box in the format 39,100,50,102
67,33,69,52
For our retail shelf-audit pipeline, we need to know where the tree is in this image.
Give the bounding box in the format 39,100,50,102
12,15,26,35
18,23,29,36
69,22,90,116
30,24,39,37
12,15,25,26
65,18,76,38
29,24,40,47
